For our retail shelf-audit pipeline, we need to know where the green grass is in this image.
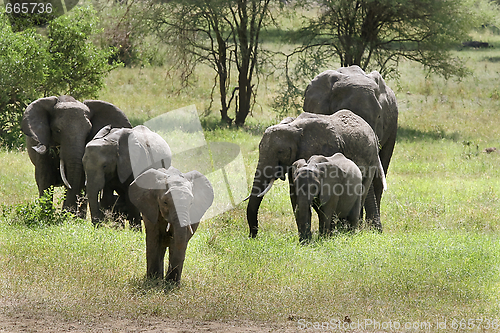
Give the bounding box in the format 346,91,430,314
1,221,498,326
2,31,500,331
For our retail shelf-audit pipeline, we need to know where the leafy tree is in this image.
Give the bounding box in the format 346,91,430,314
44,6,116,99
0,6,115,149
303,0,498,76
0,15,47,148
153,0,274,126
275,0,499,114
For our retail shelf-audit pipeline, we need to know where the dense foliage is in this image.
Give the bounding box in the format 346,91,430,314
0,6,115,149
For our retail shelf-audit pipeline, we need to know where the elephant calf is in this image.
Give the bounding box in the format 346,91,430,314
292,153,363,242
129,167,214,283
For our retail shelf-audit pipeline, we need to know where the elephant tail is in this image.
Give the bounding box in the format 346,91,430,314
378,156,387,192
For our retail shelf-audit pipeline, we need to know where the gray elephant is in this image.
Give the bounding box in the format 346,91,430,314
303,65,398,219
129,167,214,283
21,96,132,217
246,110,384,240
293,153,377,242
83,125,172,228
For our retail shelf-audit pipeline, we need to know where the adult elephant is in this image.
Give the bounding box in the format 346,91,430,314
303,65,398,219
129,167,214,283
83,125,172,228
246,110,383,239
21,96,132,217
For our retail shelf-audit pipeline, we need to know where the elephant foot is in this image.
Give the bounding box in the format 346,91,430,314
365,218,383,233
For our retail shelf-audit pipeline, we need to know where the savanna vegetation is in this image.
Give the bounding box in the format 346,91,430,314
1,1,500,332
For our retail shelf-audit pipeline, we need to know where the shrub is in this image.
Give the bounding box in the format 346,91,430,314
44,6,116,99
0,15,47,149
1,188,75,228
0,6,117,149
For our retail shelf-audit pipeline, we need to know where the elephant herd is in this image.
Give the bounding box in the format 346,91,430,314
22,95,214,283
21,65,398,283
246,65,398,242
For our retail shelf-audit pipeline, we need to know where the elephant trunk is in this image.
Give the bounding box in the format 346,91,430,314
246,165,275,238
176,208,191,229
86,175,105,225
60,143,86,215
246,194,264,238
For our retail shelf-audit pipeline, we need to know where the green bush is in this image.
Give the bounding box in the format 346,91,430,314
44,6,116,99
1,188,75,228
0,16,47,149
0,6,116,149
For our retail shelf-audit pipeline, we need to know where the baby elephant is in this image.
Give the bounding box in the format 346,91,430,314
129,167,214,284
292,153,363,242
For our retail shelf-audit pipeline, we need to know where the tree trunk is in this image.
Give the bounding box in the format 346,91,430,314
235,71,252,126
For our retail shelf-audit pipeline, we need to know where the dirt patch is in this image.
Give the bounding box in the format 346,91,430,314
0,298,299,333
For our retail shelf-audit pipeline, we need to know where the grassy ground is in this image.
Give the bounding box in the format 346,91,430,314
1,33,500,331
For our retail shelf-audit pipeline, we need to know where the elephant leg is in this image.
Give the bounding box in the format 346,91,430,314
363,183,382,231
34,153,59,213
145,222,167,279
35,157,58,197
346,197,361,231
166,229,189,284
63,174,86,218
76,188,87,219
318,208,332,236
294,201,312,244
312,199,324,234
320,195,339,235
126,194,142,231
288,170,297,213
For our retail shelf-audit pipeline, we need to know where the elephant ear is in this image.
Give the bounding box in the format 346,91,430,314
91,125,113,141
117,129,136,183
184,170,214,223
366,70,387,97
83,100,132,141
131,126,172,172
292,159,307,180
279,117,295,125
21,96,59,154
129,169,168,223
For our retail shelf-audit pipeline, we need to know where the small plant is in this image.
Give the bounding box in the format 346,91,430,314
462,140,479,159
2,188,74,227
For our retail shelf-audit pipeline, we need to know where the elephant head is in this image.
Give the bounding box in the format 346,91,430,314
22,96,131,216
303,65,396,142
246,111,382,238
129,167,214,283
83,125,172,228
303,66,398,220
